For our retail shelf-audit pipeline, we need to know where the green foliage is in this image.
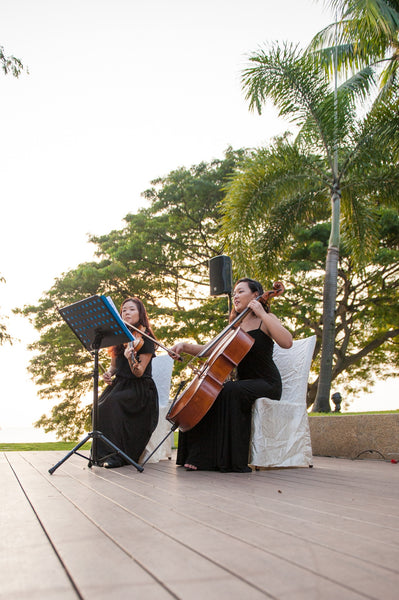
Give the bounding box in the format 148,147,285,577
1,45,29,340
221,136,331,278
267,211,399,407
0,318,12,346
0,274,12,346
310,1,399,99
234,41,399,262
0,45,26,77
222,123,398,277
222,38,399,411
15,137,398,433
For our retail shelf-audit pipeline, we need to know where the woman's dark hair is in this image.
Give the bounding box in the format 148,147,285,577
229,277,269,322
111,297,156,356
121,297,152,330
235,278,264,296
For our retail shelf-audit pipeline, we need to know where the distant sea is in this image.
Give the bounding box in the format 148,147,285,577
0,426,58,443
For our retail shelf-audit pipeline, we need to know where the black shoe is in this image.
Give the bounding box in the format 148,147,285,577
103,456,124,469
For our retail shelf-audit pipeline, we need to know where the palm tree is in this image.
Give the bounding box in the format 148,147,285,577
310,0,399,156
310,0,399,100
221,43,399,411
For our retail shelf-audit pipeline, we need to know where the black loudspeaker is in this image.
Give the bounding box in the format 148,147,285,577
209,255,233,296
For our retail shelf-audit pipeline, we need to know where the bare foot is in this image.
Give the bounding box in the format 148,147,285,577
184,463,197,471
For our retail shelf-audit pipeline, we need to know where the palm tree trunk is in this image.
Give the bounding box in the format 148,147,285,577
312,185,340,412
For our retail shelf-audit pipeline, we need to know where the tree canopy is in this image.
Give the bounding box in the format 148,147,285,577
274,211,399,407
16,149,246,439
17,144,399,438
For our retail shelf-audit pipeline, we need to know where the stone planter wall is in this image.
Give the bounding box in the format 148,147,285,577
308,414,399,461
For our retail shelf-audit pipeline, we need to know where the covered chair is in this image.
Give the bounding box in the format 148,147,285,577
140,353,174,464
249,335,316,468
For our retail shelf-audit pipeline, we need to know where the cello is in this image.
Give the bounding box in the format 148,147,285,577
167,281,285,432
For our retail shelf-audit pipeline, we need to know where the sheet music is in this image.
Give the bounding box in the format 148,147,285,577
104,295,139,341
101,295,134,342
105,295,119,314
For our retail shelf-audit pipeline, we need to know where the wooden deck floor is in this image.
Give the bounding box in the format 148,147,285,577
1,451,398,600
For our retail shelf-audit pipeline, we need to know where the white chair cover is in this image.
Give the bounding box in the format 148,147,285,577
249,336,316,468
140,354,174,463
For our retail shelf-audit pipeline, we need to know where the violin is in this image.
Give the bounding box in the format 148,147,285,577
167,281,285,432
126,327,145,371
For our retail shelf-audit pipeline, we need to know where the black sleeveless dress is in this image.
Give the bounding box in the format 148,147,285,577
176,328,282,472
96,335,159,464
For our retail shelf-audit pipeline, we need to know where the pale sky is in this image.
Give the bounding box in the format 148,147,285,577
0,0,396,438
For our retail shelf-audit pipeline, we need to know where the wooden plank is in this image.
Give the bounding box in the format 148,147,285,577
62,453,399,599
0,453,77,599
7,452,270,600
87,464,399,599
25,452,379,599
5,452,399,600
4,453,175,600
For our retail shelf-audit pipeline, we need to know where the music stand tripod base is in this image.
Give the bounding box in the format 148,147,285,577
49,295,144,475
48,429,144,474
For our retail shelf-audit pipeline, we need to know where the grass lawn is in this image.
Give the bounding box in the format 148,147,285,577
309,410,398,416
2,416,397,451
0,432,180,452
0,441,93,451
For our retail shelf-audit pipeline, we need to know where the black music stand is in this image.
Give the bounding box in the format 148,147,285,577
48,295,144,474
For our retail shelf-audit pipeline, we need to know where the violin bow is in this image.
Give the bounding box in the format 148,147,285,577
121,319,182,361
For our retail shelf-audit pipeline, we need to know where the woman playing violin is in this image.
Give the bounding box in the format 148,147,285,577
96,297,159,468
171,278,293,472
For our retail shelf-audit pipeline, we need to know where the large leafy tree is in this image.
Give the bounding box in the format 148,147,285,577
275,211,399,407
221,43,399,410
17,149,245,440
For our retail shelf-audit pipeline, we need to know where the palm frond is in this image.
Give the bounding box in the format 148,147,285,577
252,190,331,276
309,0,399,95
360,92,399,154
221,139,328,235
377,54,399,96
339,65,376,98
338,0,399,38
340,189,381,263
242,43,331,121
220,141,332,275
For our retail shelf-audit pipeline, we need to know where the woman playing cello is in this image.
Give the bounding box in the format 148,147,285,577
170,278,293,472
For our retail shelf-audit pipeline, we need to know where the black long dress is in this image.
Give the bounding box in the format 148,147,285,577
176,328,282,472
96,335,159,464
